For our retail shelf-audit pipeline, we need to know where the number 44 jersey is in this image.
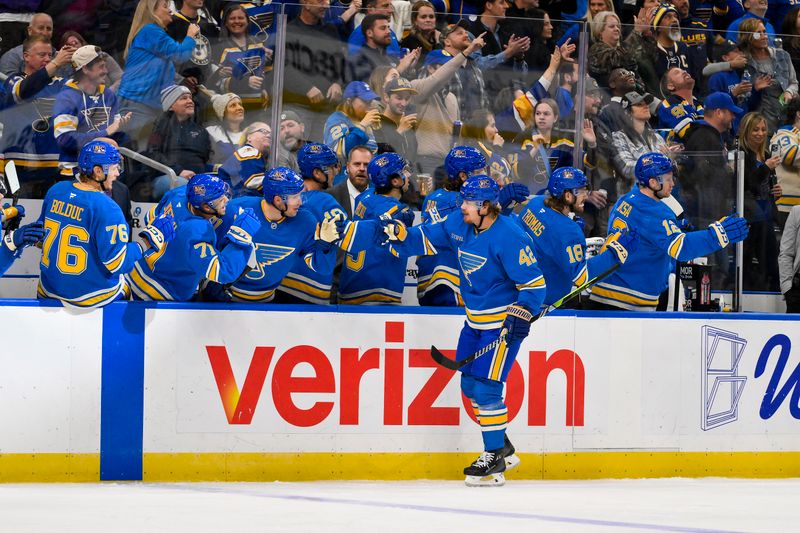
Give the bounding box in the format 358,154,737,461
37,181,143,307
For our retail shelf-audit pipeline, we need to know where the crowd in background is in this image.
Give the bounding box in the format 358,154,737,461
4,0,800,299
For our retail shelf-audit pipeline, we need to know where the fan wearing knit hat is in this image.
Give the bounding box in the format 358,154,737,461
206,93,247,165
651,4,698,85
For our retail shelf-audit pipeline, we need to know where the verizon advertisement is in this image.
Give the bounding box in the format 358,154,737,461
143,309,800,454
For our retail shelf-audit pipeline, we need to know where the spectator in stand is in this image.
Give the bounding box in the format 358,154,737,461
580,76,613,237
368,65,400,104
0,1,41,56
658,67,704,140
739,18,798,134
588,11,640,89
707,40,769,132
401,1,441,61
738,111,782,291
206,92,246,166
770,98,800,228
501,3,551,80
348,14,407,82
779,204,800,312
462,108,517,186
682,92,739,228
217,121,271,197
439,22,489,119
53,45,131,180
726,0,776,45
348,0,405,58
2,35,74,198
374,77,419,164
671,0,710,82
118,0,198,148
282,0,346,141
652,3,702,85
276,110,308,171
781,7,800,76
166,0,221,103
623,3,661,95
213,4,271,115
597,68,639,140
0,13,53,76
145,84,212,200
612,91,671,188
324,81,381,169
587,0,615,26
59,32,123,92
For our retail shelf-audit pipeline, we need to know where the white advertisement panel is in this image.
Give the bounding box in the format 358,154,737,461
0,306,102,452
144,309,800,454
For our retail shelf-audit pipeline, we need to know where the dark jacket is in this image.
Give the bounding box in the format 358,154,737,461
145,112,211,175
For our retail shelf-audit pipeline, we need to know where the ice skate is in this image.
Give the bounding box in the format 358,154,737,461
464,450,506,487
503,434,520,472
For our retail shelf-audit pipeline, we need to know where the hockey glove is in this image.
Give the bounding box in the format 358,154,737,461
708,215,749,249
1,203,24,232
378,219,408,244
584,236,605,259
498,182,530,210
139,214,176,252
315,212,349,252
502,304,534,342
606,229,639,265
226,208,260,248
4,221,43,251
572,214,585,232
397,207,415,227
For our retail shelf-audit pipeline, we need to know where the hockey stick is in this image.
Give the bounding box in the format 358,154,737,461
429,262,621,370
2,161,21,238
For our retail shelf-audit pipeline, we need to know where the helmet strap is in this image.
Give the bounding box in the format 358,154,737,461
649,177,666,198
312,168,330,190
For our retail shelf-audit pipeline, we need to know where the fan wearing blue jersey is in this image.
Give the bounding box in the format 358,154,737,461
37,141,175,307
518,167,638,307
126,174,259,301
338,152,415,305
379,175,546,487
0,202,44,278
589,152,750,311
275,143,346,304
213,167,338,303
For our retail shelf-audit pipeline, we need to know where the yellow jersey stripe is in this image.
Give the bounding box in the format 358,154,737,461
339,293,402,305
104,247,127,274
230,287,276,302
280,277,331,299
668,233,686,259
592,286,659,306
128,268,169,301
573,265,588,287
205,256,220,282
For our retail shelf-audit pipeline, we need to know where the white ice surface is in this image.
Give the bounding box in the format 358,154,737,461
1,478,796,533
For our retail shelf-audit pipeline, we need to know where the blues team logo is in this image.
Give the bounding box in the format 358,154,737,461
458,250,487,287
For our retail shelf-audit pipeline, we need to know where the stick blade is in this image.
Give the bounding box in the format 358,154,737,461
429,345,461,370
5,161,20,196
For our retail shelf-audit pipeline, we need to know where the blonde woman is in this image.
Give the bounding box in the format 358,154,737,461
587,0,615,24
118,0,199,144
588,11,638,88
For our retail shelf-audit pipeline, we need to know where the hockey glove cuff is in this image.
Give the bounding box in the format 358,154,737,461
713,215,749,247
226,208,260,249
139,214,176,252
502,304,534,343
498,182,530,210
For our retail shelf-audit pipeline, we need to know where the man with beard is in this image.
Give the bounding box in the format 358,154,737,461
652,4,702,87
276,110,308,171
347,14,397,82
671,0,710,84
374,77,418,166
658,67,704,139
329,144,372,218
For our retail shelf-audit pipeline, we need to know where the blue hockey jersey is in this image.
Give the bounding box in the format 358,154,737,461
0,238,16,277
220,196,335,302
591,188,727,310
217,144,266,197
384,213,546,328
416,188,462,306
338,191,413,305
324,111,377,166
126,213,251,301
37,181,141,307
276,190,347,304
517,196,618,306
52,80,119,177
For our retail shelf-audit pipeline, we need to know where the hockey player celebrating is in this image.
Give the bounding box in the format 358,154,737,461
589,152,749,311
0,201,44,278
418,146,529,306
518,166,639,307
215,167,339,302
275,143,346,304
338,152,416,305
126,174,260,301
37,140,175,307
379,175,546,486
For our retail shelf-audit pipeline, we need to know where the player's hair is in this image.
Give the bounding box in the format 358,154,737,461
125,0,169,61
544,195,570,212
22,35,50,54
362,13,391,37
738,112,769,157
591,11,618,42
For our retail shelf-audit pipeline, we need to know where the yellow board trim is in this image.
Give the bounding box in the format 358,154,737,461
2,452,800,481
0,454,99,482
138,452,800,481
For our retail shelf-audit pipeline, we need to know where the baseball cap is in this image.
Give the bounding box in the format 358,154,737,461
280,110,303,124
72,45,101,70
343,81,380,101
714,40,739,61
585,76,602,94
423,49,454,67
384,77,419,95
623,91,654,106
703,91,743,114
440,19,470,42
